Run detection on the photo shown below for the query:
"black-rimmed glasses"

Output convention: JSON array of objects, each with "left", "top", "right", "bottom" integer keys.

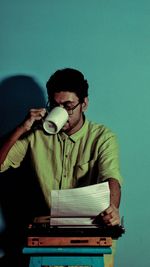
[{"left": 46, "top": 101, "right": 80, "bottom": 115}]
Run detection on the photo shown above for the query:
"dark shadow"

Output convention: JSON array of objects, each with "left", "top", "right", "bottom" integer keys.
[
  {"left": 0, "top": 75, "right": 49, "bottom": 267},
  {"left": 0, "top": 75, "right": 46, "bottom": 137}
]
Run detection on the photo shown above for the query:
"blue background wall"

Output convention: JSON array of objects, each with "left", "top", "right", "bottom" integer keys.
[{"left": 0, "top": 1, "right": 150, "bottom": 266}]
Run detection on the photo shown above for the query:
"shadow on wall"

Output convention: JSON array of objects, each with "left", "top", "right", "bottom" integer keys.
[
  {"left": 0, "top": 75, "right": 46, "bottom": 137},
  {"left": 0, "top": 75, "right": 47, "bottom": 267}
]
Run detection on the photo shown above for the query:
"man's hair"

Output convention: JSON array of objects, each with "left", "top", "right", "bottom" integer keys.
[{"left": 46, "top": 68, "right": 89, "bottom": 102}]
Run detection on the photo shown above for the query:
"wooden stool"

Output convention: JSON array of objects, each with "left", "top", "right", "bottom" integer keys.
[{"left": 22, "top": 246, "right": 112, "bottom": 267}]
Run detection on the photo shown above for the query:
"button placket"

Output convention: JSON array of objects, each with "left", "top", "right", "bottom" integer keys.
[{"left": 61, "top": 137, "right": 69, "bottom": 184}]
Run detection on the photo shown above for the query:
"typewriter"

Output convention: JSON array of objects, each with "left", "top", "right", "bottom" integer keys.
[{"left": 26, "top": 216, "right": 125, "bottom": 247}]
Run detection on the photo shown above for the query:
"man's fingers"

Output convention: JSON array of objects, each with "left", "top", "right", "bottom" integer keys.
[
  {"left": 21, "top": 108, "right": 46, "bottom": 132},
  {"left": 100, "top": 204, "right": 120, "bottom": 226},
  {"left": 29, "top": 108, "right": 46, "bottom": 118},
  {"left": 107, "top": 217, "right": 120, "bottom": 226},
  {"left": 102, "top": 206, "right": 113, "bottom": 215}
]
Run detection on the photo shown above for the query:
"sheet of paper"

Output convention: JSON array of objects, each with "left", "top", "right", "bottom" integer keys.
[{"left": 51, "top": 182, "right": 110, "bottom": 226}]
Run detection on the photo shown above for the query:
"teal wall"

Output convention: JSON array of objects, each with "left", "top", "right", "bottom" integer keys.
[{"left": 0, "top": 1, "right": 150, "bottom": 266}]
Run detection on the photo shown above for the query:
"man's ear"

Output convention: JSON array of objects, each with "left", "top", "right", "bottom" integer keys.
[{"left": 82, "top": 97, "right": 88, "bottom": 112}]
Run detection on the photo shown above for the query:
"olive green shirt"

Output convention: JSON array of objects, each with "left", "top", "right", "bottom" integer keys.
[{"left": 0, "top": 119, "right": 123, "bottom": 207}]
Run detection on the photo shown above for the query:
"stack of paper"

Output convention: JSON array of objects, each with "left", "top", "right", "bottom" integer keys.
[{"left": 51, "top": 182, "right": 110, "bottom": 226}]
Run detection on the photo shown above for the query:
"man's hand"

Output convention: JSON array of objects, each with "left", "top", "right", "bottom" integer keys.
[
  {"left": 92, "top": 179, "right": 121, "bottom": 227},
  {"left": 100, "top": 203, "right": 120, "bottom": 226},
  {"left": 19, "top": 108, "right": 46, "bottom": 133},
  {"left": 99, "top": 178, "right": 121, "bottom": 226}
]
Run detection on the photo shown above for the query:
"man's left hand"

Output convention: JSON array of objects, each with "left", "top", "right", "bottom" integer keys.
[{"left": 100, "top": 204, "right": 120, "bottom": 226}]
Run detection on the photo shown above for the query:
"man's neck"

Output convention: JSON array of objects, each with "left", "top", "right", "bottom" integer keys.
[{"left": 64, "top": 114, "right": 85, "bottom": 136}]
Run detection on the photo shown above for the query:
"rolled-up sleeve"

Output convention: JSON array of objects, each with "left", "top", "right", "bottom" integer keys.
[
  {"left": 0, "top": 138, "right": 29, "bottom": 172},
  {"left": 98, "top": 133, "right": 123, "bottom": 185}
]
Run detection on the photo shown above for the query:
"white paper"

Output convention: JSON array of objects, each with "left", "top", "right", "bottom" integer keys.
[{"left": 51, "top": 182, "right": 110, "bottom": 226}]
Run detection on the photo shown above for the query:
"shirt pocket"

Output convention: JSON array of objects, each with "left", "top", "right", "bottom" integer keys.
[{"left": 74, "top": 159, "right": 98, "bottom": 187}]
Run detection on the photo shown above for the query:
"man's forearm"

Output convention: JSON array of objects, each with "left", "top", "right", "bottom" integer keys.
[
  {"left": 108, "top": 177, "right": 121, "bottom": 208},
  {"left": 0, "top": 108, "right": 46, "bottom": 167},
  {"left": 0, "top": 126, "right": 24, "bottom": 165}
]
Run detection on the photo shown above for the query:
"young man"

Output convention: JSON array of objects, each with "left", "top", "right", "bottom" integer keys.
[{"left": 0, "top": 68, "right": 123, "bottom": 267}]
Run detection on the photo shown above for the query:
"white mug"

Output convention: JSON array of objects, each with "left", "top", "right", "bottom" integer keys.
[{"left": 43, "top": 107, "right": 69, "bottom": 134}]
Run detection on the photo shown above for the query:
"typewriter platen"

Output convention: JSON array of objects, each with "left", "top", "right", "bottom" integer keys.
[{"left": 26, "top": 216, "right": 125, "bottom": 247}]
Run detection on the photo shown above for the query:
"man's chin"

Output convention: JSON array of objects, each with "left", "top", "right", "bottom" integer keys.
[{"left": 61, "top": 123, "right": 70, "bottom": 132}]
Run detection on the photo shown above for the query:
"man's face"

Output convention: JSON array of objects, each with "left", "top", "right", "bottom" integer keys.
[{"left": 51, "top": 91, "right": 88, "bottom": 135}]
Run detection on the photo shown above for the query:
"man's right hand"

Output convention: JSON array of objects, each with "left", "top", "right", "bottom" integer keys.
[{"left": 19, "top": 108, "right": 46, "bottom": 133}]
